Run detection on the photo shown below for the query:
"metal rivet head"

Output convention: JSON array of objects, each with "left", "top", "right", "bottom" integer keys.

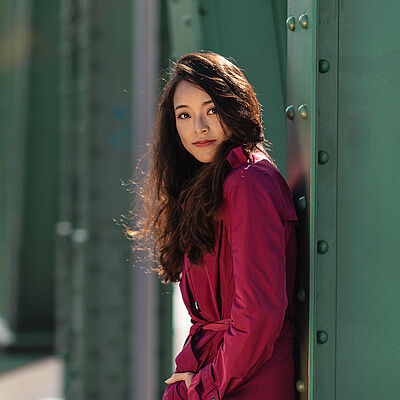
[
  {"left": 298, "top": 104, "right": 308, "bottom": 119},
  {"left": 299, "top": 13, "right": 308, "bottom": 29},
  {"left": 285, "top": 105, "right": 295, "bottom": 120},
  {"left": 297, "top": 288, "right": 306, "bottom": 303},
  {"left": 198, "top": 6, "right": 207, "bottom": 16},
  {"left": 319, "top": 59, "right": 330, "bottom": 73},
  {"left": 297, "top": 196, "right": 307, "bottom": 211},
  {"left": 286, "top": 16, "right": 295, "bottom": 31},
  {"left": 182, "top": 14, "right": 193, "bottom": 26},
  {"left": 317, "top": 240, "right": 329, "bottom": 254},
  {"left": 318, "top": 150, "right": 329, "bottom": 164},
  {"left": 317, "top": 330, "right": 328, "bottom": 344},
  {"left": 296, "top": 379, "right": 306, "bottom": 393},
  {"left": 72, "top": 228, "right": 89, "bottom": 243},
  {"left": 56, "top": 220, "right": 72, "bottom": 237}
]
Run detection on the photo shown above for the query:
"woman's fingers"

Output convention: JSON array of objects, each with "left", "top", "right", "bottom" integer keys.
[
  {"left": 165, "top": 373, "right": 184, "bottom": 384},
  {"left": 165, "top": 372, "right": 195, "bottom": 389}
]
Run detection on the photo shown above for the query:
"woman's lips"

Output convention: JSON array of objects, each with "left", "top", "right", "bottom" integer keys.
[{"left": 193, "top": 140, "right": 216, "bottom": 147}]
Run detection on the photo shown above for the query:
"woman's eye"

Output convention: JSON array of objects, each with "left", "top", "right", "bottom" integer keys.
[
  {"left": 177, "top": 112, "right": 189, "bottom": 119},
  {"left": 177, "top": 107, "right": 216, "bottom": 120}
]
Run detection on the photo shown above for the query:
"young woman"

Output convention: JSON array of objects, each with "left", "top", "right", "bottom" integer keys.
[{"left": 132, "top": 51, "right": 298, "bottom": 399}]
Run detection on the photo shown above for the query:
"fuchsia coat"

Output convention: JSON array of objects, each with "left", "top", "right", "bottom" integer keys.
[{"left": 163, "top": 146, "right": 298, "bottom": 400}]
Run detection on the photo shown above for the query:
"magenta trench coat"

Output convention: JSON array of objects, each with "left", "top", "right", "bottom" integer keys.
[{"left": 163, "top": 146, "right": 298, "bottom": 400}]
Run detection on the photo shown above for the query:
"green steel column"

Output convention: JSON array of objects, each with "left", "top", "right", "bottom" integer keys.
[
  {"left": 314, "top": 0, "right": 338, "bottom": 399},
  {"left": 286, "top": 0, "right": 317, "bottom": 399},
  {"left": 1, "top": 0, "right": 60, "bottom": 351},
  {"left": 167, "top": 0, "right": 199, "bottom": 58},
  {"left": 57, "top": 0, "right": 91, "bottom": 398},
  {"left": 15, "top": 0, "right": 61, "bottom": 350},
  {"left": 0, "top": 0, "right": 32, "bottom": 348},
  {"left": 334, "top": 0, "right": 400, "bottom": 398},
  {"left": 55, "top": 0, "right": 74, "bottom": 386},
  {"left": 57, "top": 0, "right": 133, "bottom": 399},
  {"left": 83, "top": 1, "right": 132, "bottom": 399},
  {"left": 289, "top": 0, "right": 400, "bottom": 399}
]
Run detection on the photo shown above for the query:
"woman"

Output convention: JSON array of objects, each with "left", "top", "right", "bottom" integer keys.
[{"left": 132, "top": 51, "right": 298, "bottom": 399}]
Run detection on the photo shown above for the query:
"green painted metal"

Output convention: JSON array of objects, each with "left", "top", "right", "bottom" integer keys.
[
  {"left": 286, "top": 0, "right": 317, "bottom": 399},
  {"left": 334, "top": 0, "right": 400, "bottom": 398},
  {"left": 0, "top": 0, "right": 60, "bottom": 352},
  {"left": 16, "top": 0, "right": 61, "bottom": 348},
  {"left": 313, "top": 1, "right": 337, "bottom": 398},
  {"left": 0, "top": 0, "right": 32, "bottom": 348},
  {"left": 57, "top": 1, "right": 90, "bottom": 397},
  {"left": 167, "top": 0, "right": 199, "bottom": 59},
  {"left": 289, "top": 0, "right": 400, "bottom": 398},
  {"left": 167, "top": 0, "right": 288, "bottom": 176},
  {"left": 57, "top": 0, "right": 134, "bottom": 398}
]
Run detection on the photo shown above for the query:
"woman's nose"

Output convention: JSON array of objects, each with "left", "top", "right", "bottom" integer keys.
[{"left": 193, "top": 115, "right": 209, "bottom": 134}]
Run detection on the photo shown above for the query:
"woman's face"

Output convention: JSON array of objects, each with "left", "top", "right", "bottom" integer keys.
[{"left": 173, "top": 80, "right": 230, "bottom": 163}]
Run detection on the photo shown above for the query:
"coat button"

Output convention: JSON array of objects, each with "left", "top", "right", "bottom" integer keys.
[
  {"left": 194, "top": 301, "right": 199, "bottom": 310},
  {"left": 211, "top": 397, "right": 215, "bottom": 400}
]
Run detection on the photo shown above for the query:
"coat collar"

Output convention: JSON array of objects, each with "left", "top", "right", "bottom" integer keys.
[{"left": 226, "top": 146, "right": 268, "bottom": 169}]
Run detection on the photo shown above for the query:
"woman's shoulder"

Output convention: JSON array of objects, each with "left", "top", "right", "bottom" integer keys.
[
  {"left": 224, "top": 158, "right": 282, "bottom": 206},
  {"left": 223, "top": 155, "right": 297, "bottom": 222},
  {"left": 224, "top": 158, "right": 278, "bottom": 192}
]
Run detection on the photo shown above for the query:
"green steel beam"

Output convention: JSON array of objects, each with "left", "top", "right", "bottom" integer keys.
[
  {"left": 0, "top": 0, "right": 32, "bottom": 347},
  {"left": 57, "top": 0, "right": 90, "bottom": 397},
  {"left": 57, "top": 0, "right": 133, "bottom": 399},
  {"left": 289, "top": 0, "right": 400, "bottom": 399},
  {"left": 167, "top": 0, "right": 199, "bottom": 59},
  {"left": 0, "top": 0, "right": 60, "bottom": 352},
  {"left": 314, "top": 0, "right": 338, "bottom": 398},
  {"left": 15, "top": 0, "right": 62, "bottom": 349},
  {"left": 286, "top": 0, "right": 317, "bottom": 399},
  {"left": 334, "top": 0, "right": 400, "bottom": 398}
]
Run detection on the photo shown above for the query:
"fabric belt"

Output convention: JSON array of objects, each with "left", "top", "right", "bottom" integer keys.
[
  {"left": 190, "top": 307, "right": 293, "bottom": 337},
  {"left": 189, "top": 318, "right": 232, "bottom": 336}
]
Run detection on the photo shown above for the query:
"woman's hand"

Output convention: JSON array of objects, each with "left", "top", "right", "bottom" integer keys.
[{"left": 165, "top": 372, "right": 195, "bottom": 390}]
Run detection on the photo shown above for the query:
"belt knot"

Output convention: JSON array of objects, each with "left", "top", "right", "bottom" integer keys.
[{"left": 189, "top": 317, "right": 231, "bottom": 336}]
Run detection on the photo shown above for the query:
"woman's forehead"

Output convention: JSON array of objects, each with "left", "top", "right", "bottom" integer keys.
[{"left": 173, "top": 81, "right": 211, "bottom": 106}]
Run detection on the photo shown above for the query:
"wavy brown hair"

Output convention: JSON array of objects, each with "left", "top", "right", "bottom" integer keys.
[{"left": 128, "top": 51, "right": 277, "bottom": 283}]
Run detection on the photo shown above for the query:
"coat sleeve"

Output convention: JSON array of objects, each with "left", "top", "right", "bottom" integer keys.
[
  {"left": 163, "top": 380, "right": 188, "bottom": 400},
  {"left": 187, "top": 167, "right": 288, "bottom": 400}
]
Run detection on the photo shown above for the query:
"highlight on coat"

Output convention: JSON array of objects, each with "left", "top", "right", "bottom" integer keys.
[{"left": 123, "top": 51, "right": 277, "bottom": 283}]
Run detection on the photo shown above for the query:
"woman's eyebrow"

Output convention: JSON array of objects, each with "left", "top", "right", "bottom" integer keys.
[{"left": 175, "top": 100, "right": 213, "bottom": 111}]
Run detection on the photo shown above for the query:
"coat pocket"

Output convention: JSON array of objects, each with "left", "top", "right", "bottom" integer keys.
[{"left": 174, "top": 333, "right": 199, "bottom": 373}]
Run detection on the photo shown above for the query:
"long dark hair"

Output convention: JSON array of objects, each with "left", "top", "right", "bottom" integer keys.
[{"left": 127, "top": 51, "right": 276, "bottom": 283}]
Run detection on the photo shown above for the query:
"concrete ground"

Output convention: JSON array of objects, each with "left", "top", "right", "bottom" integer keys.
[{"left": 0, "top": 356, "right": 63, "bottom": 400}]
